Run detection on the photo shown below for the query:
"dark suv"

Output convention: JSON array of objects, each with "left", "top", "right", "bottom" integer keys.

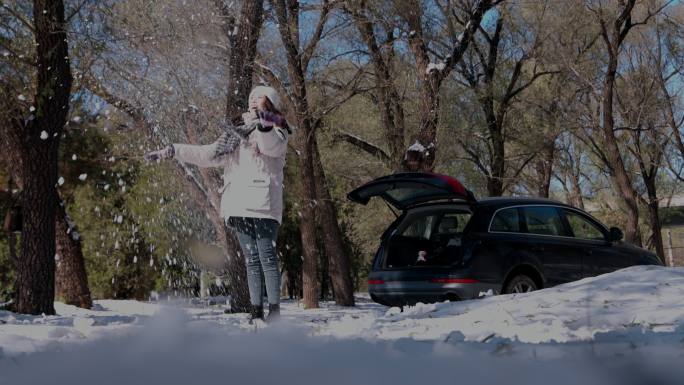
[{"left": 348, "top": 172, "right": 663, "bottom": 306}]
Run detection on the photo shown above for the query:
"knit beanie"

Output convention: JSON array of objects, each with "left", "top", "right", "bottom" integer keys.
[{"left": 249, "top": 86, "right": 281, "bottom": 112}]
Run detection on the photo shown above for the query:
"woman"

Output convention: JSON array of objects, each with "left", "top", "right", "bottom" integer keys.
[{"left": 145, "top": 86, "right": 289, "bottom": 322}]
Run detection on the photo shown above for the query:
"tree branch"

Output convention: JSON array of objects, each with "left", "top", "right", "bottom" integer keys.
[
  {"left": 301, "top": 0, "right": 333, "bottom": 70},
  {"left": 334, "top": 130, "right": 390, "bottom": 162},
  {"left": 1, "top": 4, "right": 34, "bottom": 32}
]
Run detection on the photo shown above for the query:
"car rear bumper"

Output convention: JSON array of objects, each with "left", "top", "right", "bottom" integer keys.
[{"left": 368, "top": 281, "right": 500, "bottom": 306}]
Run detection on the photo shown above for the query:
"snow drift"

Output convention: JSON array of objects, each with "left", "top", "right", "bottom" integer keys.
[{"left": 1, "top": 266, "right": 684, "bottom": 385}]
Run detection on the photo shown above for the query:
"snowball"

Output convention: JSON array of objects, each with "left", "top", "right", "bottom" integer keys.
[
  {"left": 72, "top": 154, "right": 77, "bottom": 161},
  {"left": 426, "top": 62, "right": 446, "bottom": 74},
  {"left": 40, "top": 131, "right": 49, "bottom": 140},
  {"left": 18, "top": 94, "right": 27, "bottom": 101},
  {"left": 408, "top": 141, "right": 426, "bottom": 153},
  {"left": 29, "top": 106, "right": 35, "bottom": 112},
  {"left": 58, "top": 177, "right": 65, "bottom": 186},
  {"left": 78, "top": 174, "right": 88, "bottom": 181}
]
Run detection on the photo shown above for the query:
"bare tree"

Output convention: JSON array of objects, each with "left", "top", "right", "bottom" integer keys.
[
  {"left": 455, "top": 5, "right": 555, "bottom": 196},
  {"left": 341, "top": 0, "right": 406, "bottom": 169},
  {"left": 554, "top": 132, "right": 587, "bottom": 209},
  {"left": 258, "top": 0, "right": 359, "bottom": 308},
  {"left": 396, "top": 0, "right": 496, "bottom": 171},
  {"left": 651, "top": 16, "right": 684, "bottom": 182},
  {"left": 561, "top": 0, "right": 668, "bottom": 245}
]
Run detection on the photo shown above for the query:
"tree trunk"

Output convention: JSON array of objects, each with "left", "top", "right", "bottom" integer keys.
[
  {"left": 2, "top": 109, "right": 92, "bottom": 310},
  {"left": 534, "top": 141, "right": 555, "bottom": 198},
  {"left": 55, "top": 200, "right": 92, "bottom": 309},
  {"left": 215, "top": 0, "right": 265, "bottom": 311},
  {"left": 644, "top": 180, "right": 665, "bottom": 264},
  {"left": 312, "top": 141, "right": 355, "bottom": 306},
  {"left": 483, "top": 98, "right": 505, "bottom": 197},
  {"left": 400, "top": 0, "right": 493, "bottom": 172},
  {"left": 601, "top": 51, "right": 641, "bottom": 246},
  {"left": 15, "top": 145, "right": 59, "bottom": 315},
  {"left": 222, "top": 0, "right": 264, "bottom": 121},
  {"left": 404, "top": 87, "right": 439, "bottom": 172},
  {"left": 569, "top": 172, "right": 584, "bottom": 210},
  {"left": 15, "top": 0, "right": 73, "bottom": 315},
  {"left": 296, "top": 119, "right": 320, "bottom": 309},
  {"left": 487, "top": 117, "right": 506, "bottom": 197}
]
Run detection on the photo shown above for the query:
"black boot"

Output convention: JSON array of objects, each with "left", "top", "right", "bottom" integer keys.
[
  {"left": 266, "top": 304, "right": 280, "bottom": 323},
  {"left": 249, "top": 304, "right": 264, "bottom": 324}
]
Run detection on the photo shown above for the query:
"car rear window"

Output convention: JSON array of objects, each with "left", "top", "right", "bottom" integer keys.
[
  {"left": 490, "top": 208, "right": 520, "bottom": 232},
  {"left": 384, "top": 186, "right": 450, "bottom": 204}
]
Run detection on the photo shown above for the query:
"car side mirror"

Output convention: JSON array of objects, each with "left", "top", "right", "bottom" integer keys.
[{"left": 609, "top": 227, "right": 623, "bottom": 242}]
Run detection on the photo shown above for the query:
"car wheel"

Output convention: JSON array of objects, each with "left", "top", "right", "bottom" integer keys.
[{"left": 504, "top": 275, "right": 538, "bottom": 294}]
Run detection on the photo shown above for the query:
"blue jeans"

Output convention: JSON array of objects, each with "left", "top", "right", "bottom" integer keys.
[{"left": 228, "top": 217, "right": 281, "bottom": 306}]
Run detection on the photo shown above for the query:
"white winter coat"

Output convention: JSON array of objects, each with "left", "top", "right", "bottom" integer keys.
[{"left": 173, "top": 125, "right": 288, "bottom": 224}]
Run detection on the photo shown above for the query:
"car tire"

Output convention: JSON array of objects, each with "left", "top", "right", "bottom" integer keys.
[{"left": 504, "top": 275, "right": 538, "bottom": 294}]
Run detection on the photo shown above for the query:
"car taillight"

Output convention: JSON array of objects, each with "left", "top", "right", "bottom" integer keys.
[
  {"left": 429, "top": 278, "right": 479, "bottom": 284},
  {"left": 368, "top": 279, "right": 385, "bottom": 285}
]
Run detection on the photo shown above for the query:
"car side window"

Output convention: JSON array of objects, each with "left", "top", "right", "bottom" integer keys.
[
  {"left": 564, "top": 210, "right": 605, "bottom": 241},
  {"left": 401, "top": 214, "right": 437, "bottom": 240},
  {"left": 490, "top": 208, "right": 520, "bottom": 233},
  {"left": 522, "top": 206, "right": 568, "bottom": 236}
]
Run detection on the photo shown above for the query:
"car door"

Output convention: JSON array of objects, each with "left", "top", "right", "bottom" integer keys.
[
  {"left": 520, "top": 206, "right": 582, "bottom": 286},
  {"left": 560, "top": 209, "right": 620, "bottom": 277},
  {"left": 484, "top": 206, "right": 534, "bottom": 283}
]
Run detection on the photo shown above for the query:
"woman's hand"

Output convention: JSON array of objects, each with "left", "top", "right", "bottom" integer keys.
[{"left": 144, "top": 145, "right": 175, "bottom": 162}]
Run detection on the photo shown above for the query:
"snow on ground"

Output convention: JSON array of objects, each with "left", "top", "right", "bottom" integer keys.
[{"left": 1, "top": 266, "right": 684, "bottom": 385}]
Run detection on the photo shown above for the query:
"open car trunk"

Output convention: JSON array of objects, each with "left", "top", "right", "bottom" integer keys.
[
  {"left": 381, "top": 207, "right": 473, "bottom": 269},
  {"left": 350, "top": 173, "right": 480, "bottom": 305},
  {"left": 348, "top": 172, "right": 476, "bottom": 210}
]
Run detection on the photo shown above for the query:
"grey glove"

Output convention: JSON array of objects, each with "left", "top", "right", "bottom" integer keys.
[{"left": 144, "top": 145, "right": 175, "bottom": 162}]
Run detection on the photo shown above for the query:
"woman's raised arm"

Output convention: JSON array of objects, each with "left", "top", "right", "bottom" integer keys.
[
  {"left": 144, "top": 137, "right": 229, "bottom": 168},
  {"left": 172, "top": 141, "right": 228, "bottom": 168}
]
